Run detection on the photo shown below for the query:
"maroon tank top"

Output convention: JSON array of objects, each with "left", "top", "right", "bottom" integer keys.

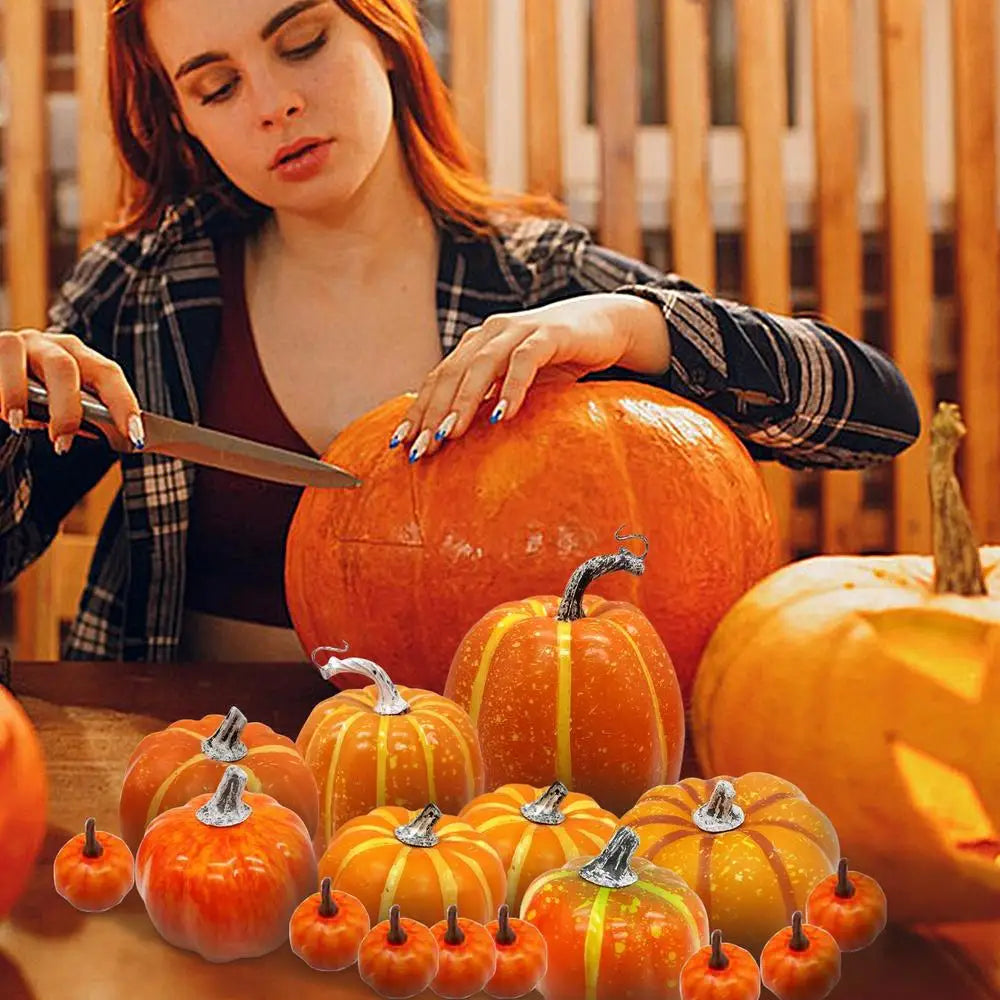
[{"left": 184, "top": 234, "right": 316, "bottom": 626}]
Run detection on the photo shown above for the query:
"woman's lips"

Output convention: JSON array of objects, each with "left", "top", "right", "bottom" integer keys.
[{"left": 272, "top": 139, "right": 333, "bottom": 182}]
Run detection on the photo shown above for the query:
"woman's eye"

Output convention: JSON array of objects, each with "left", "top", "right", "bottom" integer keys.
[
  {"left": 201, "top": 78, "right": 239, "bottom": 105},
  {"left": 283, "top": 30, "right": 327, "bottom": 60}
]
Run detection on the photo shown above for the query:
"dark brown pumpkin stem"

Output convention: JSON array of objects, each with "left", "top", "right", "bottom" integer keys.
[
  {"left": 930, "top": 402, "right": 987, "bottom": 596},
  {"left": 82, "top": 817, "right": 103, "bottom": 859},
  {"left": 555, "top": 527, "right": 649, "bottom": 622},
  {"left": 708, "top": 929, "right": 730, "bottom": 970},
  {"left": 789, "top": 911, "right": 810, "bottom": 952},
  {"left": 495, "top": 904, "right": 517, "bottom": 946},
  {"left": 520, "top": 781, "right": 569, "bottom": 826},
  {"left": 444, "top": 905, "right": 466, "bottom": 945},
  {"left": 394, "top": 803, "right": 443, "bottom": 848},
  {"left": 201, "top": 706, "right": 249, "bottom": 762},
  {"left": 319, "top": 877, "right": 339, "bottom": 918},
  {"left": 579, "top": 827, "right": 640, "bottom": 888},
  {"left": 387, "top": 904, "right": 407, "bottom": 945},
  {"left": 835, "top": 858, "right": 855, "bottom": 899}
]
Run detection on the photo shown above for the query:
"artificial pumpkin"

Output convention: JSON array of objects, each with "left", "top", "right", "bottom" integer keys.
[
  {"left": 297, "top": 645, "right": 484, "bottom": 850},
  {"left": 359, "top": 904, "right": 439, "bottom": 1000},
  {"left": 0, "top": 678, "right": 47, "bottom": 919},
  {"left": 135, "top": 765, "right": 318, "bottom": 962},
  {"left": 285, "top": 381, "right": 779, "bottom": 701},
  {"left": 621, "top": 773, "right": 839, "bottom": 956},
  {"left": 119, "top": 705, "right": 319, "bottom": 852},
  {"left": 53, "top": 817, "right": 134, "bottom": 912},
  {"left": 759, "top": 912, "right": 841, "bottom": 1000},
  {"left": 679, "top": 929, "right": 761, "bottom": 1000},
  {"left": 319, "top": 802, "right": 507, "bottom": 926},
  {"left": 520, "top": 826, "right": 710, "bottom": 1000},
  {"left": 429, "top": 904, "right": 498, "bottom": 999},
  {"left": 445, "top": 532, "right": 686, "bottom": 814},
  {"left": 691, "top": 401, "right": 1000, "bottom": 924},
  {"left": 458, "top": 781, "right": 618, "bottom": 913},
  {"left": 805, "top": 858, "right": 887, "bottom": 952},
  {"left": 289, "top": 876, "right": 371, "bottom": 971},
  {"left": 484, "top": 904, "right": 548, "bottom": 999}
]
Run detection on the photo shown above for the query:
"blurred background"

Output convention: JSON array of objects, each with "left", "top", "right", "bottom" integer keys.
[{"left": 0, "top": 0, "right": 997, "bottom": 658}]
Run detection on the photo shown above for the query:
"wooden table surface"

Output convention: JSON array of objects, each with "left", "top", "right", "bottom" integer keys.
[{"left": 2, "top": 659, "right": 999, "bottom": 1000}]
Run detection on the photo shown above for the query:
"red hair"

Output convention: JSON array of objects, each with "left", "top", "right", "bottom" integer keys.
[{"left": 106, "top": 0, "right": 565, "bottom": 235}]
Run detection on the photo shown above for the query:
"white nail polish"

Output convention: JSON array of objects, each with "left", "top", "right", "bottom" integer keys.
[
  {"left": 7, "top": 408, "right": 24, "bottom": 433},
  {"left": 390, "top": 419, "right": 412, "bottom": 448},
  {"left": 490, "top": 399, "right": 508, "bottom": 424},
  {"left": 128, "top": 414, "right": 146, "bottom": 449},
  {"left": 409, "top": 428, "right": 431, "bottom": 462},
  {"left": 435, "top": 412, "right": 458, "bottom": 441},
  {"left": 54, "top": 433, "right": 73, "bottom": 456}
]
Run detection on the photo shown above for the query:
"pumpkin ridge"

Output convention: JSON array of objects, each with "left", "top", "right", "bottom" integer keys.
[
  {"left": 744, "top": 829, "right": 798, "bottom": 916},
  {"left": 427, "top": 846, "right": 461, "bottom": 913},
  {"left": 506, "top": 827, "right": 536, "bottom": 909},
  {"left": 324, "top": 711, "right": 365, "bottom": 843},
  {"left": 638, "top": 881, "right": 705, "bottom": 944},
  {"left": 404, "top": 714, "right": 438, "bottom": 805},
  {"left": 145, "top": 751, "right": 216, "bottom": 825},
  {"left": 378, "top": 845, "right": 411, "bottom": 920},
  {"left": 417, "top": 708, "right": 477, "bottom": 801},
  {"left": 696, "top": 833, "right": 715, "bottom": 914},
  {"left": 469, "top": 612, "right": 535, "bottom": 725},
  {"left": 746, "top": 791, "right": 800, "bottom": 815},
  {"left": 556, "top": 621, "right": 574, "bottom": 786},
  {"left": 749, "top": 817, "right": 838, "bottom": 856},
  {"left": 629, "top": 809, "right": 692, "bottom": 826},
  {"left": 645, "top": 828, "right": 696, "bottom": 859},
  {"left": 677, "top": 781, "right": 704, "bottom": 809},
  {"left": 479, "top": 815, "right": 525, "bottom": 833},
  {"left": 167, "top": 726, "right": 214, "bottom": 742},
  {"left": 375, "top": 716, "right": 391, "bottom": 805},
  {"left": 584, "top": 887, "right": 611, "bottom": 1000}
]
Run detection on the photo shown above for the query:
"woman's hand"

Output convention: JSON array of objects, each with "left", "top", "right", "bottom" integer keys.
[
  {"left": 389, "top": 293, "right": 670, "bottom": 461},
  {"left": 0, "top": 329, "right": 145, "bottom": 454}
]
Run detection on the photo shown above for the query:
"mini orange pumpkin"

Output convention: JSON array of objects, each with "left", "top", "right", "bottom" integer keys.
[
  {"left": 459, "top": 781, "right": 617, "bottom": 913},
  {"left": 520, "top": 826, "right": 710, "bottom": 1000},
  {"left": 445, "top": 531, "right": 686, "bottom": 814},
  {"left": 430, "top": 904, "right": 498, "bottom": 999},
  {"left": 289, "top": 876, "right": 371, "bottom": 971},
  {"left": 622, "top": 773, "right": 839, "bottom": 956},
  {"left": 680, "top": 929, "right": 761, "bottom": 1000},
  {"left": 759, "top": 911, "right": 841, "bottom": 1000},
  {"left": 359, "top": 904, "right": 439, "bottom": 1000},
  {"left": 53, "top": 817, "right": 134, "bottom": 912},
  {"left": 483, "top": 904, "right": 548, "bottom": 1000},
  {"left": 119, "top": 705, "right": 319, "bottom": 852},
  {"left": 135, "top": 765, "right": 318, "bottom": 962},
  {"left": 805, "top": 858, "right": 887, "bottom": 952},
  {"left": 297, "top": 645, "right": 485, "bottom": 850}
]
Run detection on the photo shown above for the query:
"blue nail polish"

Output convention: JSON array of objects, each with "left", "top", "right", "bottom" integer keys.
[
  {"left": 408, "top": 450, "right": 420, "bottom": 463},
  {"left": 490, "top": 400, "right": 508, "bottom": 424},
  {"left": 389, "top": 436, "right": 400, "bottom": 449}
]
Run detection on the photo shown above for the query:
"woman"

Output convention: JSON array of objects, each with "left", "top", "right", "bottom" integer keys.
[{"left": 0, "top": 0, "right": 919, "bottom": 662}]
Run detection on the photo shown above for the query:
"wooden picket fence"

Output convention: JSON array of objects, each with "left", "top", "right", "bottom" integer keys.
[{"left": 2, "top": 1, "right": 999, "bottom": 658}]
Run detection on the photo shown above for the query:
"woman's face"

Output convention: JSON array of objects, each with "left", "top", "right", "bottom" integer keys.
[{"left": 144, "top": 0, "right": 397, "bottom": 212}]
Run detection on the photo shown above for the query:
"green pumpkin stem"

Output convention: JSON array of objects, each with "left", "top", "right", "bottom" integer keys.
[
  {"left": 520, "top": 781, "right": 569, "bottom": 826},
  {"left": 930, "top": 403, "right": 987, "bottom": 596},
  {"left": 556, "top": 527, "right": 649, "bottom": 622},
  {"left": 789, "top": 911, "right": 810, "bottom": 952},
  {"left": 444, "top": 905, "right": 466, "bottom": 946},
  {"left": 201, "top": 706, "right": 249, "bottom": 762},
  {"left": 708, "top": 929, "right": 730, "bottom": 970},
  {"left": 82, "top": 817, "right": 104, "bottom": 859},
  {"left": 195, "top": 765, "right": 252, "bottom": 827},
  {"left": 579, "top": 827, "right": 640, "bottom": 888},
  {"left": 495, "top": 904, "right": 517, "bottom": 946},
  {"left": 311, "top": 642, "right": 411, "bottom": 716},
  {"left": 394, "top": 803, "right": 443, "bottom": 848},
  {"left": 319, "top": 877, "right": 339, "bottom": 918},
  {"left": 835, "top": 858, "right": 855, "bottom": 899},
  {"left": 387, "top": 904, "right": 407, "bottom": 946}
]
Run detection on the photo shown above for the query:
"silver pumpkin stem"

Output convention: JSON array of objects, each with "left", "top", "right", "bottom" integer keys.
[
  {"left": 311, "top": 643, "right": 410, "bottom": 716},
  {"left": 201, "top": 706, "right": 249, "bottom": 762},
  {"left": 394, "top": 803, "right": 443, "bottom": 848},
  {"left": 692, "top": 779, "right": 745, "bottom": 833},
  {"left": 196, "top": 765, "right": 252, "bottom": 827},
  {"left": 556, "top": 527, "right": 649, "bottom": 622},
  {"left": 520, "top": 781, "right": 569, "bottom": 826},
  {"left": 579, "top": 827, "right": 640, "bottom": 888}
]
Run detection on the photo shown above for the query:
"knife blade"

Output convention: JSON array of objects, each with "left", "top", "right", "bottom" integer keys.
[{"left": 25, "top": 378, "right": 362, "bottom": 490}]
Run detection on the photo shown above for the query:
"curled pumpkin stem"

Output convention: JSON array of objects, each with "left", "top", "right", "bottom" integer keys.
[{"left": 556, "top": 526, "right": 649, "bottom": 622}]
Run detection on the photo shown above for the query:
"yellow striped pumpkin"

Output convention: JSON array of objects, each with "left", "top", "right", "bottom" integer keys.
[
  {"left": 520, "top": 826, "right": 710, "bottom": 1000},
  {"left": 458, "top": 781, "right": 618, "bottom": 913},
  {"left": 620, "top": 773, "right": 840, "bottom": 956},
  {"left": 318, "top": 803, "right": 507, "bottom": 925},
  {"left": 297, "top": 645, "right": 485, "bottom": 851},
  {"left": 118, "top": 706, "right": 318, "bottom": 853},
  {"left": 444, "top": 533, "right": 685, "bottom": 815}
]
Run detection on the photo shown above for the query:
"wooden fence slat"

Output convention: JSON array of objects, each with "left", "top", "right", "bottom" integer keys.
[
  {"left": 666, "top": 0, "right": 715, "bottom": 291},
  {"left": 593, "top": 0, "right": 641, "bottom": 258},
  {"left": 812, "top": 0, "right": 865, "bottom": 555},
  {"left": 735, "top": 0, "right": 794, "bottom": 562},
  {"left": 879, "top": 0, "right": 934, "bottom": 554},
  {"left": 952, "top": 0, "right": 1000, "bottom": 544},
  {"left": 524, "top": 0, "right": 563, "bottom": 200},
  {"left": 448, "top": 0, "right": 490, "bottom": 176}
]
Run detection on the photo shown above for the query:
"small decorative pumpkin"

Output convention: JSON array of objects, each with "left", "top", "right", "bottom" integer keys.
[
  {"left": 520, "top": 826, "right": 710, "bottom": 1000},
  {"left": 297, "top": 644, "right": 485, "bottom": 849},
  {"left": 805, "top": 858, "right": 887, "bottom": 952},
  {"left": 680, "top": 929, "right": 761, "bottom": 1000},
  {"left": 759, "top": 911, "right": 841, "bottom": 1000},
  {"left": 621, "top": 773, "right": 839, "bottom": 956},
  {"left": 691, "top": 402, "right": 1000, "bottom": 923},
  {"left": 483, "top": 904, "right": 548, "bottom": 1000},
  {"left": 53, "top": 817, "right": 134, "bottom": 912},
  {"left": 459, "top": 781, "right": 618, "bottom": 913},
  {"left": 289, "top": 876, "right": 371, "bottom": 971},
  {"left": 135, "top": 765, "right": 318, "bottom": 962},
  {"left": 445, "top": 531, "right": 686, "bottom": 814},
  {"left": 429, "top": 904, "right": 498, "bottom": 999},
  {"left": 0, "top": 676, "right": 47, "bottom": 919},
  {"left": 119, "top": 705, "right": 319, "bottom": 852},
  {"left": 358, "top": 903, "right": 439, "bottom": 1000}
]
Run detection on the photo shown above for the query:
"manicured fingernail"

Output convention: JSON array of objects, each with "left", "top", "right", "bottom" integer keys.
[
  {"left": 408, "top": 429, "right": 431, "bottom": 463},
  {"left": 435, "top": 412, "right": 458, "bottom": 441},
  {"left": 128, "top": 414, "right": 145, "bottom": 450},
  {"left": 389, "top": 420, "right": 412, "bottom": 448},
  {"left": 490, "top": 400, "right": 508, "bottom": 424},
  {"left": 54, "top": 433, "right": 73, "bottom": 456},
  {"left": 7, "top": 408, "right": 24, "bottom": 433}
]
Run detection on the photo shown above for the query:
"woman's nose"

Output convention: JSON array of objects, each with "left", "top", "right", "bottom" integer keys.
[{"left": 253, "top": 73, "right": 305, "bottom": 128}]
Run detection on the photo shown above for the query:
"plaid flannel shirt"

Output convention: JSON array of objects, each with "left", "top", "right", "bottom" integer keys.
[{"left": 0, "top": 186, "right": 919, "bottom": 661}]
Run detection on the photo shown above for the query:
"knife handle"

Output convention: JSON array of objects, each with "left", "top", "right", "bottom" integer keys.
[{"left": 25, "top": 378, "right": 133, "bottom": 452}]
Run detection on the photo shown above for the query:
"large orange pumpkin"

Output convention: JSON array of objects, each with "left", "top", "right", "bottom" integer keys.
[
  {"left": 445, "top": 531, "right": 685, "bottom": 813},
  {"left": 690, "top": 402, "right": 1000, "bottom": 924},
  {"left": 0, "top": 675, "right": 47, "bottom": 919},
  {"left": 119, "top": 705, "right": 319, "bottom": 853},
  {"left": 285, "top": 381, "right": 779, "bottom": 700},
  {"left": 297, "top": 645, "right": 484, "bottom": 850}
]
